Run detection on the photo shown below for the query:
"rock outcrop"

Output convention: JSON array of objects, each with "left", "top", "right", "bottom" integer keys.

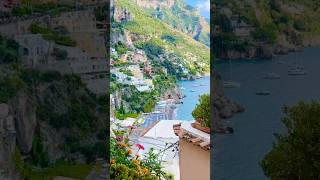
[
  {"left": 212, "top": 74, "right": 244, "bottom": 133},
  {"left": 111, "top": 29, "right": 133, "bottom": 47},
  {"left": 214, "top": 96, "right": 244, "bottom": 119},
  {"left": 11, "top": 93, "right": 37, "bottom": 154},
  {"left": 0, "top": 103, "right": 19, "bottom": 180},
  {"left": 113, "top": 7, "right": 133, "bottom": 23}
]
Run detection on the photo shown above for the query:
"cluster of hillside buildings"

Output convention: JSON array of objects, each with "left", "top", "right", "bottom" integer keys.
[
  {"left": 110, "top": 46, "right": 161, "bottom": 92},
  {"left": 213, "top": 4, "right": 256, "bottom": 39},
  {"left": 0, "top": 2, "right": 108, "bottom": 95}
]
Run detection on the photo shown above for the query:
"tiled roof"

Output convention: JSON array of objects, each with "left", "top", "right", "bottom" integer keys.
[{"left": 173, "top": 122, "right": 210, "bottom": 151}]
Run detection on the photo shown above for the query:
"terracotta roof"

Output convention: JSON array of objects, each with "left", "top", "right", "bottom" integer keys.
[{"left": 173, "top": 122, "right": 210, "bottom": 151}]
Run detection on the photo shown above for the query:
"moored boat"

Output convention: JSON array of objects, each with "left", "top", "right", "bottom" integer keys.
[{"left": 255, "top": 91, "right": 271, "bottom": 95}]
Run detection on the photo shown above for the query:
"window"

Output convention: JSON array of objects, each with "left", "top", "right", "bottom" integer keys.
[{"left": 23, "top": 48, "right": 29, "bottom": 55}]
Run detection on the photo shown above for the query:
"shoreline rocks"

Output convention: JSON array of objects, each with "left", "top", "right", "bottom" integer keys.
[{"left": 213, "top": 74, "right": 244, "bottom": 134}]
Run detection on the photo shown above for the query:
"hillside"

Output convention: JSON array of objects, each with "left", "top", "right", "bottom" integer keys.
[
  {"left": 213, "top": 0, "right": 320, "bottom": 60},
  {"left": 110, "top": 0, "right": 210, "bottom": 119},
  {"left": 137, "top": 0, "right": 210, "bottom": 46},
  {"left": 114, "top": 0, "right": 210, "bottom": 74}
]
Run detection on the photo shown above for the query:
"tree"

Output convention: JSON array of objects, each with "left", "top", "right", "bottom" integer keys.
[
  {"left": 192, "top": 94, "right": 210, "bottom": 128},
  {"left": 261, "top": 101, "right": 320, "bottom": 179}
]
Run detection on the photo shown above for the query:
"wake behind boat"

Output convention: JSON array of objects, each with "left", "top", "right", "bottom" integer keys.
[{"left": 224, "top": 81, "right": 241, "bottom": 88}]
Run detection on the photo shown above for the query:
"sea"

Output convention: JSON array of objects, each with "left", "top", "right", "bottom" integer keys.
[
  {"left": 213, "top": 47, "right": 320, "bottom": 179},
  {"left": 176, "top": 76, "right": 210, "bottom": 120}
]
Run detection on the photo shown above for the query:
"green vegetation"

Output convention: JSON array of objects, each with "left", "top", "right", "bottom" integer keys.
[
  {"left": 0, "top": 63, "right": 105, "bottom": 173},
  {"left": 262, "top": 101, "right": 320, "bottom": 179},
  {"left": 161, "top": 34, "right": 181, "bottom": 45},
  {"left": 153, "top": 73, "right": 176, "bottom": 94},
  {"left": 12, "top": 2, "right": 71, "bottom": 17},
  {"left": 110, "top": 138, "right": 173, "bottom": 179},
  {"left": 192, "top": 94, "right": 210, "bottom": 128},
  {"left": 143, "top": 99, "right": 156, "bottom": 113},
  {"left": 252, "top": 24, "right": 278, "bottom": 44},
  {"left": 114, "top": 42, "right": 128, "bottom": 55},
  {"left": 52, "top": 47, "right": 68, "bottom": 60},
  {"left": 116, "top": 0, "right": 209, "bottom": 74},
  {"left": 29, "top": 135, "right": 49, "bottom": 168},
  {"left": 0, "top": 37, "right": 20, "bottom": 64},
  {"left": 30, "top": 23, "right": 76, "bottom": 47},
  {"left": 136, "top": 41, "right": 165, "bottom": 60},
  {"left": 0, "top": 75, "right": 25, "bottom": 103},
  {"left": 119, "top": 68, "right": 133, "bottom": 76},
  {"left": 149, "top": 0, "right": 210, "bottom": 46},
  {"left": 218, "top": 0, "right": 320, "bottom": 46},
  {"left": 21, "top": 162, "right": 93, "bottom": 180},
  {"left": 14, "top": 144, "right": 93, "bottom": 180},
  {"left": 212, "top": 32, "right": 252, "bottom": 57}
]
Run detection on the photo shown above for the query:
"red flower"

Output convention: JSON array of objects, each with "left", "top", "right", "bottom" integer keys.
[{"left": 135, "top": 143, "right": 145, "bottom": 150}]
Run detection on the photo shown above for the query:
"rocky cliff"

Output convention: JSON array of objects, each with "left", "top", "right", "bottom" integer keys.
[
  {"left": 214, "top": 0, "right": 320, "bottom": 60},
  {"left": 134, "top": 0, "right": 210, "bottom": 46},
  {"left": 212, "top": 74, "right": 244, "bottom": 133},
  {"left": 0, "top": 72, "right": 106, "bottom": 179}
]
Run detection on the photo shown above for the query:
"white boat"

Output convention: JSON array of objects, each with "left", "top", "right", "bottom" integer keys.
[
  {"left": 289, "top": 66, "right": 304, "bottom": 70},
  {"left": 264, "top": 73, "right": 280, "bottom": 79},
  {"left": 180, "top": 87, "right": 186, "bottom": 90},
  {"left": 256, "top": 91, "right": 270, "bottom": 95},
  {"left": 190, "top": 90, "right": 196, "bottom": 92},
  {"left": 224, "top": 81, "right": 240, "bottom": 88},
  {"left": 288, "top": 69, "right": 307, "bottom": 76},
  {"left": 276, "top": 61, "right": 286, "bottom": 64}
]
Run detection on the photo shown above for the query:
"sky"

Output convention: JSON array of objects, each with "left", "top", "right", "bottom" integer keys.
[{"left": 184, "top": 0, "right": 210, "bottom": 19}]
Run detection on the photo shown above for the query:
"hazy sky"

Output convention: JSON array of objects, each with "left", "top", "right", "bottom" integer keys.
[{"left": 184, "top": 0, "right": 210, "bottom": 19}]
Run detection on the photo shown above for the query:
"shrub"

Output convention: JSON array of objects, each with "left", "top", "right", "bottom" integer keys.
[
  {"left": 261, "top": 101, "right": 320, "bottom": 179},
  {"left": 30, "top": 23, "right": 76, "bottom": 47},
  {"left": 110, "top": 138, "right": 171, "bottom": 179},
  {"left": 252, "top": 24, "right": 277, "bottom": 44},
  {"left": 52, "top": 48, "right": 68, "bottom": 60},
  {"left": 192, "top": 94, "right": 210, "bottom": 128},
  {"left": 114, "top": 42, "right": 128, "bottom": 55}
]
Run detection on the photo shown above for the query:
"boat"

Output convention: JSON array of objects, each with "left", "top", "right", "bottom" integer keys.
[
  {"left": 189, "top": 90, "right": 196, "bottom": 92},
  {"left": 276, "top": 61, "right": 286, "bottom": 64},
  {"left": 200, "top": 83, "right": 207, "bottom": 86},
  {"left": 192, "top": 85, "right": 199, "bottom": 87},
  {"left": 223, "top": 60, "right": 241, "bottom": 88},
  {"left": 289, "top": 62, "right": 304, "bottom": 70},
  {"left": 255, "top": 91, "right": 271, "bottom": 95},
  {"left": 289, "top": 66, "right": 304, "bottom": 71},
  {"left": 288, "top": 69, "right": 307, "bottom": 76},
  {"left": 264, "top": 73, "right": 280, "bottom": 79},
  {"left": 180, "top": 87, "right": 186, "bottom": 90},
  {"left": 224, "top": 81, "right": 241, "bottom": 88}
]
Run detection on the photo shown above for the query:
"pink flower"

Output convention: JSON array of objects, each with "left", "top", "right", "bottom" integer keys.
[{"left": 135, "top": 143, "right": 145, "bottom": 150}]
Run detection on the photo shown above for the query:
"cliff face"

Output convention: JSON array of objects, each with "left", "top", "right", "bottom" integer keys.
[
  {"left": 214, "top": 0, "right": 320, "bottom": 60},
  {"left": 0, "top": 74, "right": 106, "bottom": 179},
  {"left": 0, "top": 104, "right": 18, "bottom": 180},
  {"left": 134, "top": 0, "right": 210, "bottom": 46},
  {"left": 212, "top": 74, "right": 244, "bottom": 133},
  {"left": 11, "top": 93, "right": 37, "bottom": 155},
  {"left": 134, "top": 0, "right": 175, "bottom": 9}
]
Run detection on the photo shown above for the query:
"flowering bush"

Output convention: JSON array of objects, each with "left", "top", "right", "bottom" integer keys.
[{"left": 110, "top": 137, "right": 173, "bottom": 180}]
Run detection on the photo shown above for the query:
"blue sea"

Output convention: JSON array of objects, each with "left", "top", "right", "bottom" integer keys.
[
  {"left": 213, "top": 47, "right": 320, "bottom": 179},
  {"left": 176, "top": 76, "right": 210, "bottom": 120}
]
